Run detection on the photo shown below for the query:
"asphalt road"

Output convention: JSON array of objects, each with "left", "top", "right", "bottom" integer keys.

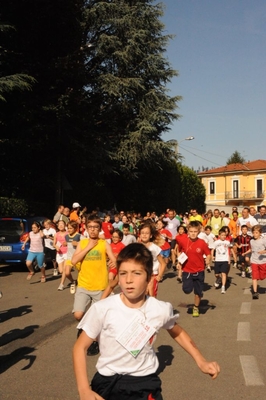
[{"left": 0, "top": 262, "right": 266, "bottom": 399}]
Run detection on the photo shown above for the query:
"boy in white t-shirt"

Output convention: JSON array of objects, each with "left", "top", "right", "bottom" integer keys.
[
  {"left": 73, "top": 243, "right": 220, "bottom": 399},
  {"left": 211, "top": 229, "right": 231, "bottom": 293},
  {"left": 43, "top": 219, "right": 57, "bottom": 275},
  {"left": 204, "top": 225, "right": 216, "bottom": 272}
]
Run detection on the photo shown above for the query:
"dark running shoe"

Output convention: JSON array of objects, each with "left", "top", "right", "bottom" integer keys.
[
  {"left": 87, "top": 341, "right": 99, "bottom": 356},
  {"left": 252, "top": 292, "right": 259, "bottom": 300}
]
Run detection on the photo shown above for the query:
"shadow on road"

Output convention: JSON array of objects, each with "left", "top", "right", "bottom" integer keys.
[
  {"left": 178, "top": 300, "right": 216, "bottom": 315},
  {"left": 0, "top": 346, "right": 36, "bottom": 374},
  {"left": 156, "top": 345, "right": 174, "bottom": 374},
  {"left": 0, "top": 325, "right": 39, "bottom": 347},
  {"left": 0, "top": 305, "right": 32, "bottom": 322}
]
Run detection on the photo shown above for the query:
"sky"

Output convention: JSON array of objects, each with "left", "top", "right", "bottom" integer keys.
[{"left": 160, "top": 0, "right": 266, "bottom": 171}]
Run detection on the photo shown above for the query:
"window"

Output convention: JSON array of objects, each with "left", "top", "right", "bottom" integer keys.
[
  {"left": 233, "top": 180, "right": 239, "bottom": 198},
  {"left": 257, "top": 179, "right": 263, "bottom": 197},
  {"left": 210, "top": 181, "right": 215, "bottom": 194}
]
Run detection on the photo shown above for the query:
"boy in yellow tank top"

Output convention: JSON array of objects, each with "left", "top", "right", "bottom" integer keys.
[{"left": 71, "top": 215, "right": 116, "bottom": 321}]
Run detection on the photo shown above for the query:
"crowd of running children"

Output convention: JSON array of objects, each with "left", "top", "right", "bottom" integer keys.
[
  {"left": 22, "top": 203, "right": 266, "bottom": 306},
  {"left": 20, "top": 202, "right": 266, "bottom": 397}
]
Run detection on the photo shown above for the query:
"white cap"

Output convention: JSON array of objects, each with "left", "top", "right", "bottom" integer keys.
[{"left": 72, "top": 202, "right": 81, "bottom": 208}]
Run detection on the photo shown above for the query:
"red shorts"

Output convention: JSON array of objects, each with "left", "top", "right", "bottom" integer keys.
[{"left": 251, "top": 263, "right": 266, "bottom": 281}]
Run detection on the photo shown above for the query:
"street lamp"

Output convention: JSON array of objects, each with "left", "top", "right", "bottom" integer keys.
[{"left": 167, "top": 136, "right": 195, "bottom": 157}]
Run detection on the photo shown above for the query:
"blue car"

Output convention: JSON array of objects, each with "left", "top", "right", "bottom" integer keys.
[{"left": 0, "top": 217, "right": 50, "bottom": 263}]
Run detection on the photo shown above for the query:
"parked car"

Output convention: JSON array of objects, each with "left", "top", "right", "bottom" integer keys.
[{"left": 0, "top": 217, "right": 51, "bottom": 263}]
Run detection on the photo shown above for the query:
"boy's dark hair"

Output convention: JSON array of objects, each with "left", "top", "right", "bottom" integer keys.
[
  {"left": 178, "top": 225, "right": 187, "bottom": 233},
  {"left": 122, "top": 223, "right": 130, "bottom": 230},
  {"left": 87, "top": 214, "right": 102, "bottom": 229},
  {"left": 117, "top": 243, "right": 153, "bottom": 281},
  {"left": 241, "top": 224, "right": 248, "bottom": 230},
  {"left": 112, "top": 228, "right": 123, "bottom": 240},
  {"left": 67, "top": 220, "right": 79, "bottom": 231},
  {"left": 205, "top": 225, "right": 212, "bottom": 231},
  {"left": 219, "top": 228, "right": 227, "bottom": 235}
]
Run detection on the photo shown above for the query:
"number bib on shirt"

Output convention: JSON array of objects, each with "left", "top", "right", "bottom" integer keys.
[{"left": 116, "top": 315, "right": 156, "bottom": 358}]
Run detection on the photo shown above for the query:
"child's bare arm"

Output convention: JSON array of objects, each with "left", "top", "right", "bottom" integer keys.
[
  {"left": 21, "top": 234, "right": 30, "bottom": 249},
  {"left": 72, "top": 239, "right": 98, "bottom": 265},
  {"left": 156, "top": 254, "right": 166, "bottom": 281},
  {"left": 105, "top": 242, "right": 117, "bottom": 268},
  {"left": 167, "top": 324, "right": 220, "bottom": 379},
  {"left": 73, "top": 332, "right": 104, "bottom": 400},
  {"left": 101, "top": 277, "right": 119, "bottom": 300}
]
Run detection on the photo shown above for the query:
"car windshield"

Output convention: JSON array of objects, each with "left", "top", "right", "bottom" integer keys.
[{"left": 0, "top": 220, "right": 25, "bottom": 236}]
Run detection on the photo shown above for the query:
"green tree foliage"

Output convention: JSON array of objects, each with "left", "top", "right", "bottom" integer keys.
[
  {"left": 178, "top": 165, "right": 206, "bottom": 213},
  {"left": 80, "top": 0, "right": 181, "bottom": 174},
  {"left": 0, "top": 23, "right": 36, "bottom": 100},
  {"left": 226, "top": 150, "right": 246, "bottom": 165},
  {"left": 0, "top": 73, "right": 36, "bottom": 102},
  {"left": 1, "top": 0, "right": 191, "bottom": 214}
]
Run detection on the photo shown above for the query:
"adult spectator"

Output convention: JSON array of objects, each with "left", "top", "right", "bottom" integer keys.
[
  {"left": 237, "top": 207, "right": 257, "bottom": 236},
  {"left": 189, "top": 209, "right": 203, "bottom": 223},
  {"left": 230, "top": 206, "right": 241, "bottom": 218},
  {"left": 207, "top": 209, "right": 224, "bottom": 237},
  {"left": 228, "top": 211, "right": 239, "bottom": 239},
  {"left": 70, "top": 202, "right": 85, "bottom": 223},
  {"left": 249, "top": 207, "right": 257, "bottom": 217},
  {"left": 53, "top": 205, "right": 64, "bottom": 224},
  {"left": 254, "top": 206, "right": 266, "bottom": 235},
  {"left": 60, "top": 207, "right": 70, "bottom": 224}
]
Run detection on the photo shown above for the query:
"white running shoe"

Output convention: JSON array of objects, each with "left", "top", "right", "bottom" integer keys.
[{"left": 70, "top": 282, "right": 76, "bottom": 294}]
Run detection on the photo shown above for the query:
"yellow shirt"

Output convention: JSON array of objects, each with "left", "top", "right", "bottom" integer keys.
[
  {"left": 77, "top": 238, "right": 108, "bottom": 291},
  {"left": 189, "top": 215, "right": 203, "bottom": 223}
]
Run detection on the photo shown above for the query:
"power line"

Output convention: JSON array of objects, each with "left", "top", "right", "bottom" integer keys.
[
  {"left": 179, "top": 145, "right": 223, "bottom": 167},
  {"left": 181, "top": 144, "right": 228, "bottom": 160}
]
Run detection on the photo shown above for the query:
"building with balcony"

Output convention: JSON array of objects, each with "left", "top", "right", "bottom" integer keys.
[{"left": 197, "top": 160, "right": 266, "bottom": 210}]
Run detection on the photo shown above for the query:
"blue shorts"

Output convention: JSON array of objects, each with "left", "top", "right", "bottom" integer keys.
[
  {"left": 26, "top": 251, "right": 44, "bottom": 267},
  {"left": 182, "top": 270, "right": 205, "bottom": 297},
  {"left": 160, "top": 249, "right": 171, "bottom": 258}
]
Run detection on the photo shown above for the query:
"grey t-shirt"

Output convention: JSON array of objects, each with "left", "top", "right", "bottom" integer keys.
[
  {"left": 250, "top": 237, "right": 266, "bottom": 264},
  {"left": 254, "top": 214, "right": 266, "bottom": 233}
]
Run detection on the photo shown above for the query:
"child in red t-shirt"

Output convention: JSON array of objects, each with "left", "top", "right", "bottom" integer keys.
[
  {"left": 177, "top": 221, "right": 211, "bottom": 317},
  {"left": 102, "top": 214, "right": 114, "bottom": 243},
  {"left": 109, "top": 229, "right": 125, "bottom": 279}
]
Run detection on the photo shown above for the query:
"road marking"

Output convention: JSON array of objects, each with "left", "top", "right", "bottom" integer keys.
[
  {"left": 243, "top": 288, "right": 251, "bottom": 295},
  {"left": 240, "top": 355, "right": 264, "bottom": 386},
  {"left": 240, "top": 302, "right": 251, "bottom": 314},
  {"left": 237, "top": 322, "right": 250, "bottom": 341}
]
